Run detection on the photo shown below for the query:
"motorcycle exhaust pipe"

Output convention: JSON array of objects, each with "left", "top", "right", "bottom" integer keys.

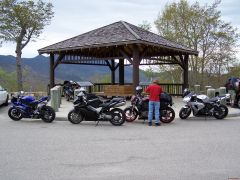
[{"left": 103, "top": 114, "right": 113, "bottom": 120}]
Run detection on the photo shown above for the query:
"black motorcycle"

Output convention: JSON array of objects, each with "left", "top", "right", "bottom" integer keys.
[
  {"left": 179, "top": 89, "right": 228, "bottom": 119},
  {"left": 68, "top": 90, "right": 126, "bottom": 126},
  {"left": 124, "top": 86, "right": 175, "bottom": 123},
  {"left": 63, "top": 81, "right": 79, "bottom": 101}
]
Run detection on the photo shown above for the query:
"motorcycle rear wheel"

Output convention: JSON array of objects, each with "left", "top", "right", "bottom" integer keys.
[
  {"left": 8, "top": 107, "right": 23, "bottom": 121},
  {"left": 41, "top": 106, "right": 56, "bottom": 123},
  {"left": 179, "top": 107, "right": 191, "bottom": 119},
  {"left": 109, "top": 108, "right": 126, "bottom": 126},
  {"left": 68, "top": 109, "right": 84, "bottom": 124},
  {"left": 160, "top": 107, "right": 175, "bottom": 123},
  {"left": 124, "top": 107, "right": 138, "bottom": 122},
  {"left": 213, "top": 105, "right": 228, "bottom": 119}
]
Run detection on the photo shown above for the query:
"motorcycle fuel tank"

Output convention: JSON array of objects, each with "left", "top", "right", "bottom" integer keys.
[
  {"left": 21, "top": 96, "right": 35, "bottom": 103},
  {"left": 196, "top": 94, "right": 209, "bottom": 103}
]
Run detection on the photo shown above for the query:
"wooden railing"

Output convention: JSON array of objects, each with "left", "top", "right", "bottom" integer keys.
[
  {"left": 48, "top": 83, "right": 184, "bottom": 96},
  {"left": 92, "top": 83, "right": 183, "bottom": 96}
]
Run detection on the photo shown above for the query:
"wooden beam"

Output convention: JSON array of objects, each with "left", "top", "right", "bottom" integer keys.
[
  {"left": 132, "top": 45, "right": 140, "bottom": 91},
  {"left": 119, "top": 48, "right": 133, "bottom": 64},
  {"left": 119, "top": 59, "right": 124, "bottom": 85},
  {"left": 183, "top": 55, "right": 189, "bottom": 90},
  {"left": 105, "top": 60, "right": 113, "bottom": 70},
  {"left": 111, "top": 59, "right": 115, "bottom": 84},
  {"left": 50, "top": 53, "right": 55, "bottom": 88},
  {"left": 53, "top": 54, "right": 65, "bottom": 69},
  {"left": 114, "top": 63, "right": 119, "bottom": 71},
  {"left": 60, "top": 62, "right": 109, "bottom": 66}
]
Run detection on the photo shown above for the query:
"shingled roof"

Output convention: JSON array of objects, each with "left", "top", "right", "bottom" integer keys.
[{"left": 38, "top": 21, "right": 198, "bottom": 55}]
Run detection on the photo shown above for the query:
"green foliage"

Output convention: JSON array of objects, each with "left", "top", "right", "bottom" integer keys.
[
  {"left": 138, "top": 20, "right": 152, "bottom": 31},
  {"left": 0, "top": 0, "right": 54, "bottom": 90},
  {"left": 143, "top": 65, "right": 183, "bottom": 84},
  {"left": 0, "top": 0, "right": 54, "bottom": 46},
  {"left": 90, "top": 74, "right": 111, "bottom": 83},
  {"left": 154, "top": 0, "right": 239, "bottom": 87},
  {"left": 0, "top": 68, "right": 17, "bottom": 91},
  {"left": 0, "top": 67, "right": 48, "bottom": 92}
]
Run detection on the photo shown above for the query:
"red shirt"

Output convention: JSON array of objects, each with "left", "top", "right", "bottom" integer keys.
[{"left": 145, "top": 83, "right": 163, "bottom": 102}]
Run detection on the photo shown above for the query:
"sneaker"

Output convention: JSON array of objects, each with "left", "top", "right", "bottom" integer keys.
[
  {"left": 155, "top": 123, "right": 161, "bottom": 126},
  {"left": 148, "top": 122, "right": 152, "bottom": 126}
]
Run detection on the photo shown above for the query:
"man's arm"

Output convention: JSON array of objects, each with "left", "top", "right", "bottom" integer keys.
[{"left": 145, "top": 86, "right": 150, "bottom": 94}]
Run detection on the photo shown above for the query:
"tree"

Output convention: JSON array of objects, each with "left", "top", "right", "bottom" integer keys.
[
  {"left": 138, "top": 20, "right": 152, "bottom": 31},
  {"left": 154, "top": 0, "right": 239, "bottom": 87},
  {"left": 0, "top": 0, "right": 54, "bottom": 91}
]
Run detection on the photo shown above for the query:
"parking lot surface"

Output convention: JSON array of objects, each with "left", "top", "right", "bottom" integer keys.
[{"left": 1, "top": 104, "right": 240, "bottom": 180}]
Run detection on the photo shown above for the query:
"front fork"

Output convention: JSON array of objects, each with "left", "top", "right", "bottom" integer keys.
[{"left": 182, "top": 105, "right": 192, "bottom": 114}]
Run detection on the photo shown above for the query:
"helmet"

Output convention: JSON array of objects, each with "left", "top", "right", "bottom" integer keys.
[
  {"left": 136, "top": 86, "right": 143, "bottom": 94},
  {"left": 183, "top": 88, "right": 190, "bottom": 97},
  {"left": 77, "top": 87, "right": 87, "bottom": 97},
  {"left": 79, "top": 87, "right": 86, "bottom": 92}
]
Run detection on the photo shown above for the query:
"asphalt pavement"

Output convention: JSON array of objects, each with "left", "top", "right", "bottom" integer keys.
[{"left": 0, "top": 100, "right": 240, "bottom": 180}]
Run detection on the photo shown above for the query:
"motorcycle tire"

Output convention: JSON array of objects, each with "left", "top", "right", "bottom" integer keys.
[
  {"left": 213, "top": 105, "right": 228, "bottom": 119},
  {"left": 160, "top": 107, "right": 175, "bottom": 123},
  {"left": 237, "top": 98, "right": 240, "bottom": 108},
  {"left": 109, "top": 108, "right": 126, "bottom": 126},
  {"left": 41, "top": 106, "right": 56, "bottom": 123},
  {"left": 68, "top": 109, "right": 84, "bottom": 124},
  {"left": 124, "top": 107, "right": 138, "bottom": 122},
  {"left": 179, "top": 107, "right": 191, "bottom": 119},
  {"left": 8, "top": 107, "right": 23, "bottom": 121}
]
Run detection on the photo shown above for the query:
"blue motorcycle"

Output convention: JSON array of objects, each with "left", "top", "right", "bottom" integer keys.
[{"left": 8, "top": 93, "right": 56, "bottom": 123}]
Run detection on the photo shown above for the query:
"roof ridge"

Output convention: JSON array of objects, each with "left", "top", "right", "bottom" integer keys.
[{"left": 120, "top": 21, "right": 141, "bottom": 40}]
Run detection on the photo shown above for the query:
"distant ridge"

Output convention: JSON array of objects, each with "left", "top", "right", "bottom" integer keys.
[{"left": 0, "top": 55, "right": 147, "bottom": 82}]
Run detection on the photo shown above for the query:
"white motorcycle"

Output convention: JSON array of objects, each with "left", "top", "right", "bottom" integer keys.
[{"left": 179, "top": 89, "right": 229, "bottom": 120}]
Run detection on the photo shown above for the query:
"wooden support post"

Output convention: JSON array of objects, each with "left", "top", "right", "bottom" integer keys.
[
  {"left": 50, "top": 53, "right": 55, "bottom": 89},
  {"left": 132, "top": 46, "right": 140, "bottom": 91},
  {"left": 183, "top": 55, "right": 189, "bottom": 90},
  {"left": 111, "top": 59, "right": 115, "bottom": 84},
  {"left": 119, "top": 59, "right": 124, "bottom": 85}
]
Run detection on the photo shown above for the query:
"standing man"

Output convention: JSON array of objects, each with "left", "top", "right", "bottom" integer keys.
[{"left": 145, "top": 79, "right": 163, "bottom": 126}]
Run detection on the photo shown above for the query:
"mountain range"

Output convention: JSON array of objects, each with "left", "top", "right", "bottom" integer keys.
[{"left": 0, "top": 55, "right": 147, "bottom": 83}]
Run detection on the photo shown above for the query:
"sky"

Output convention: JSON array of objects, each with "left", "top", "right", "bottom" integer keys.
[{"left": 0, "top": 0, "right": 239, "bottom": 58}]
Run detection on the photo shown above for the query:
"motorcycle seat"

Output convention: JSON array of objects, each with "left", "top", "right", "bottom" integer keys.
[
  {"left": 99, "top": 102, "right": 111, "bottom": 108},
  {"left": 111, "top": 97, "right": 124, "bottom": 102},
  {"left": 209, "top": 97, "right": 218, "bottom": 102}
]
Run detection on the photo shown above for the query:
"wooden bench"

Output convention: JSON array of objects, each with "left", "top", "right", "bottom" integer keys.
[{"left": 93, "top": 85, "right": 133, "bottom": 97}]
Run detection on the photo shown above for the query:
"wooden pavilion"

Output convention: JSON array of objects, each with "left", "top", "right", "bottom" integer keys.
[{"left": 38, "top": 21, "right": 198, "bottom": 96}]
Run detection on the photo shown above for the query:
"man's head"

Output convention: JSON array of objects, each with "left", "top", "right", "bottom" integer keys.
[{"left": 153, "top": 79, "right": 159, "bottom": 84}]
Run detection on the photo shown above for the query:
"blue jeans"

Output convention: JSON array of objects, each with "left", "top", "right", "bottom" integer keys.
[{"left": 148, "top": 101, "right": 160, "bottom": 123}]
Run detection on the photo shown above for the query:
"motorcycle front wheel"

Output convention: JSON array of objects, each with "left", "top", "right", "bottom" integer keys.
[
  {"left": 41, "top": 106, "right": 56, "bottom": 123},
  {"left": 213, "top": 105, "right": 228, "bottom": 119},
  {"left": 109, "top": 108, "right": 126, "bottom": 126},
  {"left": 8, "top": 107, "right": 23, "bottom": 121},
  {"left": 179, "top": 107, "right": 191, "bottom": 119},
  {"left": 68, "top": 109, "right": 84, "bottom": 124},
  {"left": 124, "top": 107, "right": 138, "bottom": 122},
  {"left": 160, "top": 107, "right": 175, "bottom": 123}
]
